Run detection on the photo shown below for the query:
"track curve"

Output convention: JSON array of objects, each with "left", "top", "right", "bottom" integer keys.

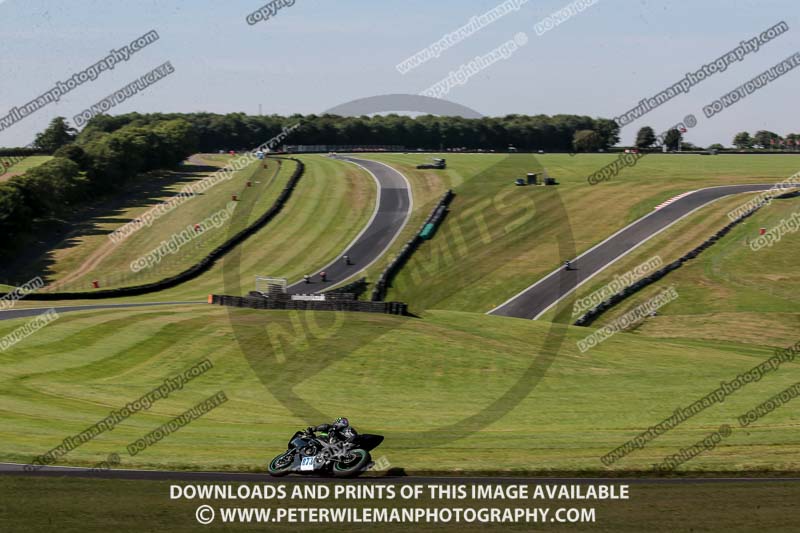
[
  {"left": 0, "top": 157, "right": 413, "bottom": 320},
  {"left": 489, "top": 183, "right": 796, "bottom": 319},
  {"left": 2, "top": 181, "right": 798, "bottom": 480},
  {"left": 287, "top": 156, "right": 412, "bottom": 293}
]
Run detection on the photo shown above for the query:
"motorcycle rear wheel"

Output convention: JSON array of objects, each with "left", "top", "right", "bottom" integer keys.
[
  {"left": 332, "top": 449, "right": 371, "bottom": 478},
  {"left": 268, "top": 451, "right": 294, "bottom": 477}
]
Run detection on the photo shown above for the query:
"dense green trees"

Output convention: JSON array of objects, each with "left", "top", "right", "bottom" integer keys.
[
  {"left": 0, "top": 117, "right": 198, "bottom": 248},
  {"left": 732, "top": 130, "right": 799, "bottom": 150},
  {"left": 33, "top": 117, "right": 77, "bottom": 152},
  {"left": 753, "top": 130, "right": 781, "bottom": 149},
  {"left": 0, "top": 182, "right": 32, "bottom": 237},
  {"left": 732, "top": 132, "right": 753, "bottom": 150},
  {"left": 635, "top": 126, "right": 656, "bottom": 149},
  {"left": 664, "top": 129, "right": 682, "bottom": 151},
  {"left": 1, "top": 112, "right": 620, "bottom": 250},
  {"left": 572, "top": 130, "right": 603, "bottom": 152},
  {"left": 74, "top": 112, "right": 620, "bottom": 152},
  {"left": 53, "top": 144, "right": 88, "bottom": 169}
]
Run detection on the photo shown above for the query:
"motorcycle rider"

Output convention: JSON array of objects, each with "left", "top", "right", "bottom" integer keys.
[
  {"left": 306, "top": 417, "right": 357, "bottom": 444},
  {"left": 343, "top": 255, "right": 351, "bottom": 266}
]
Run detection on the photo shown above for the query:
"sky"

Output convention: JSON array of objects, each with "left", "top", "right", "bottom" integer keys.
[{"left": 1, "top": 0, "right": 798, "bottom": 147}]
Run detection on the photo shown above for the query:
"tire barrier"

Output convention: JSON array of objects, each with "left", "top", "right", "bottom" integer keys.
[
  {"left": 573, "top": 200, "right": 769, "bottom": 327},
  {"left": 370, "top": 190, "right": 455, "bottom": 302},
  {"left": 211, "top": 293, "right": 408, "bottom": 315},
  {"left": 2, "top": 157, "right": 304, "bottom": 301},
  {"left": 327, "top": 277, "right": 369, "bottom": 298}
]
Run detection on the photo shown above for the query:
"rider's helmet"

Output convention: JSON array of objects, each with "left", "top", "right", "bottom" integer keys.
[{"left": 333, "top": 417, "right": 349, "bottom": 430}]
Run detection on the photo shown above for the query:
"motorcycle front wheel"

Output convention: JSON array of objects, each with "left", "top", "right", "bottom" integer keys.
[
  {"left": 268, "top": 451, "right": 294, "bottom": 477},
  {"left": 332, "top": 449, "right": 371, "bottom": 478}
]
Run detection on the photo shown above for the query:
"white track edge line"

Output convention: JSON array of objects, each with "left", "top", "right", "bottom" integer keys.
[{"left": 486, "top": 183, "right": 777, "bottom": 317}]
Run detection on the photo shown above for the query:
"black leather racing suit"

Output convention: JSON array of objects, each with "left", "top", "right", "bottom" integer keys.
[{"left": 313, "top": 423, "right": 358, "bottom": 443}]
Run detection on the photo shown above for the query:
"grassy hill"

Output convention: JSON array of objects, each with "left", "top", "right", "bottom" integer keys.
[
  {"left": 0, "top": 304, "right": 796, "bottom": 474},
  {"left": 0, "top": 155, "right": 52, "bottom": 183},
  {"left": 572, "top": 192, "right": 800, "bottom": 348},
  {"left": 7, "top": 152, "right": 795, "bottom": 309},
  {"left": 44, "top": 156, "right": 289, "bottom": 291},
  {"left": 2, "top": 154, "right": 376, "bottom": 300},
  {"left": 353, "top": 153, "right": 799, "bottom": 314},
  {"left": 1, "top": 153, "right": 798, "bottom": 479}
]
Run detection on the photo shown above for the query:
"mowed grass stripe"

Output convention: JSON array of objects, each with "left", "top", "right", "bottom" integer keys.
[
  {"left": 238, "top": 157, "right": 337, "bottom": 275},
  {"left": 233, "top": 155, "right": 375, "bottom": 282},
  {"left": 353, "top": 153, "right": 800, "bottom": 313},
  {"left": 585, "top": 194, "right": 800, "bottom": 347},
  {"left": 1, "top": 305, "right": 797, "bottom": 472},
  {"left": 38, "top": 154, "right": 238, "bottom": 289},
  {"left": 0, "top": 311, "right": 218, "bottom": 377},
  {"left": 0, "top": 312, "right": 171, "bottom": 359},
  {"left": 112, "top": 154, "right": 377, "bottom": 299},
  {"left": 41, "top": 315, "right": 222, "bottom": 383},
  {"left": 0, "top": 311, "right": 231, "bottom": 428},
  {"left": 60, "top": 159, "right": 289, "bottom": 289}
]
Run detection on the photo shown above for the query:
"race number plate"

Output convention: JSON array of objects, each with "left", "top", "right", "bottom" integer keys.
[{"left": 300, "top": 456, "right": 315, "bottom": 471}]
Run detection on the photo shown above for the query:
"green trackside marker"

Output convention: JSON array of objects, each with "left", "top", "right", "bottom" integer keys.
[{"left": 420, "top": 223, "right": 436, "bottom": 240}]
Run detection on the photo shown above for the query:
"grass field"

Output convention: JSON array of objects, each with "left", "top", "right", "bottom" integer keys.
[
  {"left": 36, "top": 155, "right": 287, "bottom": 291},
  {"left": 7, "top": 152, "right": 796, "bottom": 308},
  {"left": 0, "top": 155, "right": 52, "bottom": 182},
  {"left": 570, "top": 192, "right": 800, "bottom": 349},
  {"left": 0, "top": 304, "right": 797, "bottom": 474},
  {"left": 1, "top": 153, "right": 799, "bottom": 479},
  {"left": 2, "top": 154, "right": 376, "bottom": 301},
  {"left": 352, "top": 153, "right": 799, "bottom": 314},
  {"left": 2, "top": 154, "right": 238, "bottom": 289},
  {"left": 142, "top": 153, "right": 377, "bottom": 300}
]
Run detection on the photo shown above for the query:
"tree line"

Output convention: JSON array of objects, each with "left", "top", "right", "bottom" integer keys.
[
  {"left": 0, "top": 112, "right": 619, "bottom": 251},
  {"left": 732, "top": 130, "right": 800, "bottom": 150},
  {"left": 78, "top": 112, "right": 620, "bottom": 152},
  {"left": 632, "top": 125, "right": 800, "bottom": 151}
]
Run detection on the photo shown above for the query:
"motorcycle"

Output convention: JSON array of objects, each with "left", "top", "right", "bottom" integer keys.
[{"left": 267, "top": 428, "right": 384, "bottom": 478}]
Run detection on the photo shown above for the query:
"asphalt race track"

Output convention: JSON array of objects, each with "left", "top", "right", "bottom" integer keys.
[
  {"left": 3, "top": 461, "right": 799, "bottom": 483},
  {"left": 286, "top": 156, "right": 412, "bottom": 293},
  {"left": 0, "top": 179, "right": 796, "bottom": 480},
  {"left": 489, "top": 183, "right": 794, "bottom": 320},
  {"left": 0, "top": 181, "right": 786, "bottom": 324}
]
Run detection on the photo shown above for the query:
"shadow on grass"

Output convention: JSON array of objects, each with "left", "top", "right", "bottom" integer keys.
[{"left": 0, "top": 163, "right": 220, "bottom": 288}]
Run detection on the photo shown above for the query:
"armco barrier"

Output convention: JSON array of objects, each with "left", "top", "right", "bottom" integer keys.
[
  {"left": 573, "top": 198, "right": 771, "bottom": 327},
  {"left": 2, "top": 157, "right": 304, "bottom": 301},
  {"left": 211, "top": 294, "right": 407, "bottom": 315},
  {"left": 371, "top": 190, "right": 454, "bottom": 302}
]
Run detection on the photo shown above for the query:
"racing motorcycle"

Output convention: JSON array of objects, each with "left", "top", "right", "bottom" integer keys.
[{"left": 267, "top": 428, "right": 384, "bottom": 478}]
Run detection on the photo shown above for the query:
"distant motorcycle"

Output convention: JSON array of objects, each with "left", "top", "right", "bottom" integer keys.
[{"left": 267, "top": 429, "right": 384, "bottom": 478}]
